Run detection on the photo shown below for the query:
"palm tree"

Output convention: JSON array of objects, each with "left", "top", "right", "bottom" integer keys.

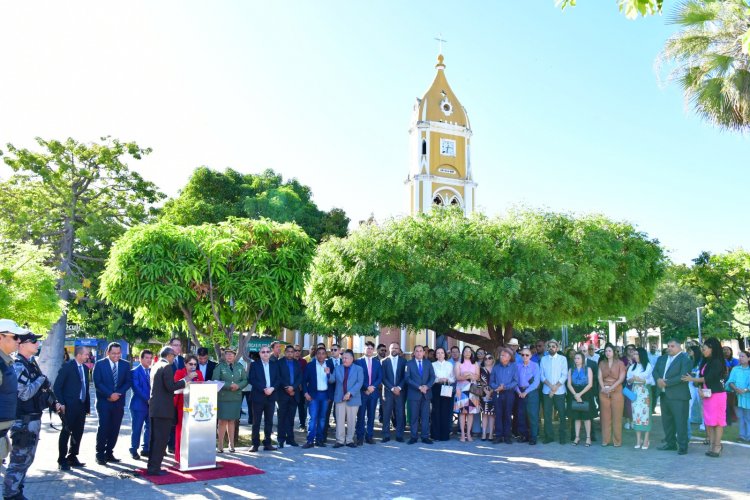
[{"left": 659, "top": 0, "right": 750, "bottom": 132}]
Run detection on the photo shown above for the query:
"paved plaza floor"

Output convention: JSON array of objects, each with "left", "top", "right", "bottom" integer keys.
[{"left": 9, "top": 401, "right": 750, "bottom": 500}]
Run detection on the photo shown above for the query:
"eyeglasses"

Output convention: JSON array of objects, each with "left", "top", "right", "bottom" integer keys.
[
  {"left": 331, "top": 348, "right": 339, "bottom": 352},
  {"left": 187, "top": 362, "right": 197, "bottom": 366},
  {"left": 260, "top": 350, "right": 270, "bottom": 354},
  {"left": 485, "top": 356, "right": 493, "bottom": 360},
  {"left": 294, "top": 349, "right": 301, "bottom": 352},
  {"left": 521, "top": 354, "right": 531, "bottom": 357}
]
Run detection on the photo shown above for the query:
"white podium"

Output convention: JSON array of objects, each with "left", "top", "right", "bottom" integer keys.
[{"left": 179, "top": 381, "right": 223, "bottom": 471}]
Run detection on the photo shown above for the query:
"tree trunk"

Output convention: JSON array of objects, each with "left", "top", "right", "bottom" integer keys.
[{"left": 39, "top": 309, "right": 67, "bottom": 385}]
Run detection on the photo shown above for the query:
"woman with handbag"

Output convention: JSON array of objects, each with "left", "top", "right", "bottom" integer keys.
[
  {"left": 478, "top": 354, "right": 496, "bottom": 441},
  {"left": 626, "top": 347, "right": 654, "bottom": 450},
  {"left": 567, "top": 352, "right": 594, "bottom": 446},
  {"left": 454, "top": 346, "right": 480, "bottom": 442},
  {"left": 431, "top": 347, "right": 456, "bottom": 441},
  {"left": 598, "top": 344, "right": 626, "bottom": 447},
  {"left": 682, "top": 337, "right": 727, "bottom": 458}
]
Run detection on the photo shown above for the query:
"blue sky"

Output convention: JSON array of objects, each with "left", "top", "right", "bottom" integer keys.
[{"left": 0, "top": 1, "right": 747, "bottom": 264}]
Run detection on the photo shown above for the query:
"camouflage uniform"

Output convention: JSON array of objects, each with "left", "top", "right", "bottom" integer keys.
[{"left": 2, "top": 354, "right": 47, "bottom": 500}]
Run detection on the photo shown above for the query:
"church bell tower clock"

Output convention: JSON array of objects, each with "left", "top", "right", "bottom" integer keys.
[{"left": 405, "top": 53, "right": 476, "bottom": 215}]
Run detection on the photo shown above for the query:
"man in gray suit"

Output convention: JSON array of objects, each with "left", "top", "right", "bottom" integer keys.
[
  {"left": 406, "top": 345, "right": 436, "bottom": 444},
  {"left": 654, "top": 338, "right": 692, "bottom": 455},
  {"left": 331, "top": 350, "right": 363, "bottom": 448}
]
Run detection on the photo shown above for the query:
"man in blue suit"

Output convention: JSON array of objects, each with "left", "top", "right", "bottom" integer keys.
[
  {"left": 355, "top": 341, "right": 382, "bottom": 445},
  {"left": 53, "top": 346, "right": 91, "bottom": 470},
  {"left": 406, "top": 345, "right": 436, "bottom": 444},
  {"left": 129, "top": 349, "right": 153, "bottom": 460},
  {"left": 93, "top": 342, "right": 132, "bottom": 465},
  {"left": 278, "top": 345, "right": 303, "bottom": 448},
  {"left": 248, "top": 345, "right": 281, "bottom": 452},
  {"left": 381, "top": 341, "right": 407, "bottom": 442},
  {"left": 302, "top": 346, "right": 334, "bottom": 448},
  {"left": 332, "top": 350, "right": 363, "bottom": 448}
]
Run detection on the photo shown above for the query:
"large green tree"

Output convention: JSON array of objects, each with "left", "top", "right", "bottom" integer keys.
[
  {"left": 660, "top": 0, "right": 750, "bottom": 132},
  {"left": 0, "top": 137, "right": 163, "bottom": 381},
  {"left": 306, "top": 209, "right": 666, "bottom": 352},
  {"left": 686, "top": 249, "right": 750, "bottom": 339},
  {"left": 0, "top": 241, "right": 62, "bottom": 334},
  {"left": 628, "top": 264, "right": 703, "bottom": 343},
  {"left": 100, "top": 218, "right": 315, "bottom": 360},
  {"left": 161, "top": 167, "right": 349, "bottom": 242}
]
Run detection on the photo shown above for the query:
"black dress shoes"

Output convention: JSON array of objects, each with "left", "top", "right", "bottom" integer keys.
[
  {"left": 492, "top": 437, "right": 503, "bottom": 444},
  {"left": 407, "top": 438, "right": 418, "bottom": 444},
  {"left": 332, "top": 443, "right": 345, "bottom": 448},
  {"left": 263, "top": 445, "right": 277, "bottom": 451},
  {"left": 105, "top": 455, "right": 121, "bottom": 463},
  {"left": 288, "top": 441, "right": 299, "bottom": 447},
  {"left": 58, "top": 462, "right": 71, "bottom": 471},
  {"left": 67, "top": 457, "right": 86, "bottom": 467},
  {"left": 130, "top": 452, "right": 140, "bottom": 460},
  {"left": 365, "top": 437, "right": 376, "bottom": 445},
  {"left": 382, "top": 437, "right": 391, "bottom": 443},
  {"left": 678, "top": 449, "right": 688, "bottom": 455},
  {"left": 421, "top": 438, "right": 433, "bottom": 444},
  {"left": 301, "top": 442, "right": 314, "bottom": 449},
  {"left": 315, "top": 442, "right": 327, "bottom": 447},
  {"left": 529, "top": 439, "right": 537, "bottom": 445},
  {"left": 95, "top": 456, "right": 107, "bottom": 466},
  {"left": 250, "top": 446, "right": 259, "bottom": 452},
  {"left": 658, "top": 444, "right": 677, "bottom": 451},
  {"left": 505, "top": 438, "right": 513, "bottom": 445},
  {"left": 346, "top": 442, "right": 357, "bottom": 448},
  {"left": 145, "top": 469, "right": 167, "bottom": 476},
  {"left": 356, "top": 438, "right": 364, "bottom": 446},
  {"left": 395, "top": 437, "right": 404, "bottom": 443}
]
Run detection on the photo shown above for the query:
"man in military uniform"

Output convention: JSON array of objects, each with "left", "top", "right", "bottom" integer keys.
[
  {"left": 3, "top": 330, "right": 52, "bottom": 500},
  {"left": 0, "top": 320, "right": 23, "bottom": 498}
]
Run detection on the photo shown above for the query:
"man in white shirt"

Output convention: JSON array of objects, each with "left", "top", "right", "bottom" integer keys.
[
  {"left": 585, "top": 345, "right": 600, "bottom": 364},
  {"left": 540, "top": 339, "right": 568, "bottom": 444},
  {"left": 323, "top": 344, "right": 342, "bottom": 440}
]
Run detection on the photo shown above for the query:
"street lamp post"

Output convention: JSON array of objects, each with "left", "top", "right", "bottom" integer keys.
[
  {"left": 696, "top": 306, "right": 705, "bottom": 344},
  {"left": 597, "top": 317, "right": 626, "bottom": 345}
]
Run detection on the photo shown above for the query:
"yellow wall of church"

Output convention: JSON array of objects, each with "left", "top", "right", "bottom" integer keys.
[{"left": 428, "top": 131, "right": 465, "bottom": 178}]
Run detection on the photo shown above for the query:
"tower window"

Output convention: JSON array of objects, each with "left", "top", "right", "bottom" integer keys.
[
  {"left": 421, "top": 139, "right": 427, "bottom": 155},
  {"left": 450, "top": 197, "right": 460, "bottom": 206},
  {"left": 433, "top": 195, "right": 444, "bottom": 206}
]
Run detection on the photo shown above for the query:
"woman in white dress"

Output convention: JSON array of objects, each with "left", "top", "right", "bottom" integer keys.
[{"left": 626, "top": 347, "right": 654, "bottom": 450}]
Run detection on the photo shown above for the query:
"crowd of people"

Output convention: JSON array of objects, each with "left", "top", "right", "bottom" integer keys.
[{"left": 1, "top": 316, "right": 750, "bottom": 496}]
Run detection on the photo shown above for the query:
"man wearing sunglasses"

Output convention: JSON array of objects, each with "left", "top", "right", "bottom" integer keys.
[
  {"left": 248, "top": 347, "right": 281, "bottom": 451},
  {"left": 0, "top": 320, "right": 23, "bottom": 473},
  {"left": 3, "top": 329, "right": 50, "bottom": 500}
]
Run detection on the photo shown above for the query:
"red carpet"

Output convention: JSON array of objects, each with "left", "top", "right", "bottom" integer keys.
[{"left": 138, "top": 459, "right": 265, "bottom": 485}]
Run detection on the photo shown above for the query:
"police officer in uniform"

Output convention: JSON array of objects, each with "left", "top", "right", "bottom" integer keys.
[
  {"left": 3, "top": 330, "right": 52, "bottom": 500},
  {"left": 0, "top": 320, "right": 23, "bottom": 498}
]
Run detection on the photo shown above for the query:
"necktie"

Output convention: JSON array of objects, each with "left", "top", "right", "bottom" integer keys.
[
  {"left": 343, "top": 366, "right": 349, "bottom": 393},
  {"left": 146, "top": 368, "right": 151, "bottom": 390},
  {"left": 112, "top": 361, "right": 118, "bottom": 389},
  {"left": 418, "top": 361, "right": 423, "bottom": 377},
  {"left": 367, "top": 357, "right": 372, "bottom": 383},
  {"left": 78, "top": 364, "right": 86, "bottom": 401}
]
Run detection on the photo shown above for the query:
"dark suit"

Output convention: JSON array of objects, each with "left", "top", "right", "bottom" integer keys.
[
  {"left": 129, "top": 364, "right": 151, "bottom": 455},
  {"left": 277, "top": 358, "right": 303, "bottom": 445},
  {"left": 167, "top": 354, "right": 185, "bottom": 451},
  {"left": 303, "top": 360, "right": 334, "bottom": 444},
  {"left": 92, "top": 358, "right": 132, "bottom": 459},
  {"left": 355, "top": 356, "right": 383, "bottom": 442},
  {"left": 248, "top": 360, "right": 281, "bottom": 447},
  {"left": 653, "top": 351, "right": 692, "bottom": 452},
  {"left": 381, "top": 356, "right": 407, "bottom": 439},
  {"left": 53, "top": 360, "right": 90, "bottom": 463},
  {"left": 197, "top": 360, "right": 217, "bottom": 382},
  {"left": 406, "top": 358, "right": 436, "bottom": 439},
  {"left": 147, "top": 358, "right": 186, "bottom": 474}
]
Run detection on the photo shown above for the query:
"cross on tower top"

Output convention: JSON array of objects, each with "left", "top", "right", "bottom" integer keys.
[{"left": 434, "top": 33, "right": 447, "bottom": 55}]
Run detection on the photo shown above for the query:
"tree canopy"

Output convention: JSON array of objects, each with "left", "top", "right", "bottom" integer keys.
[
  {"left": 100, "top": 217, "right": 316, "bottom": 359},
  {"left": 0, "top": 241, "right": 62, "bottom": 334},
  {"left": 0, "top": 137, "right": 164, "bottom": 381},
  {"left": 160, "top": 167, "right": 349, "bottom": 242},
  {"left": 305, "top": 209, "right": 666, "bottom": 352},
  {"left": 686, "top": 249, "right": 750, "bottom": 339}
]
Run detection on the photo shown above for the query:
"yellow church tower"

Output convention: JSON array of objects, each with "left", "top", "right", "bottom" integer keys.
[{"left": 406, "top": 53, "right": 476, "bottom": 215}]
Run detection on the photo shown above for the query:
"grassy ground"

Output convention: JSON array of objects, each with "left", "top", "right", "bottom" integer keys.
[{"left": 689, "top": 421, "right": 741, "bottom": 442}]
